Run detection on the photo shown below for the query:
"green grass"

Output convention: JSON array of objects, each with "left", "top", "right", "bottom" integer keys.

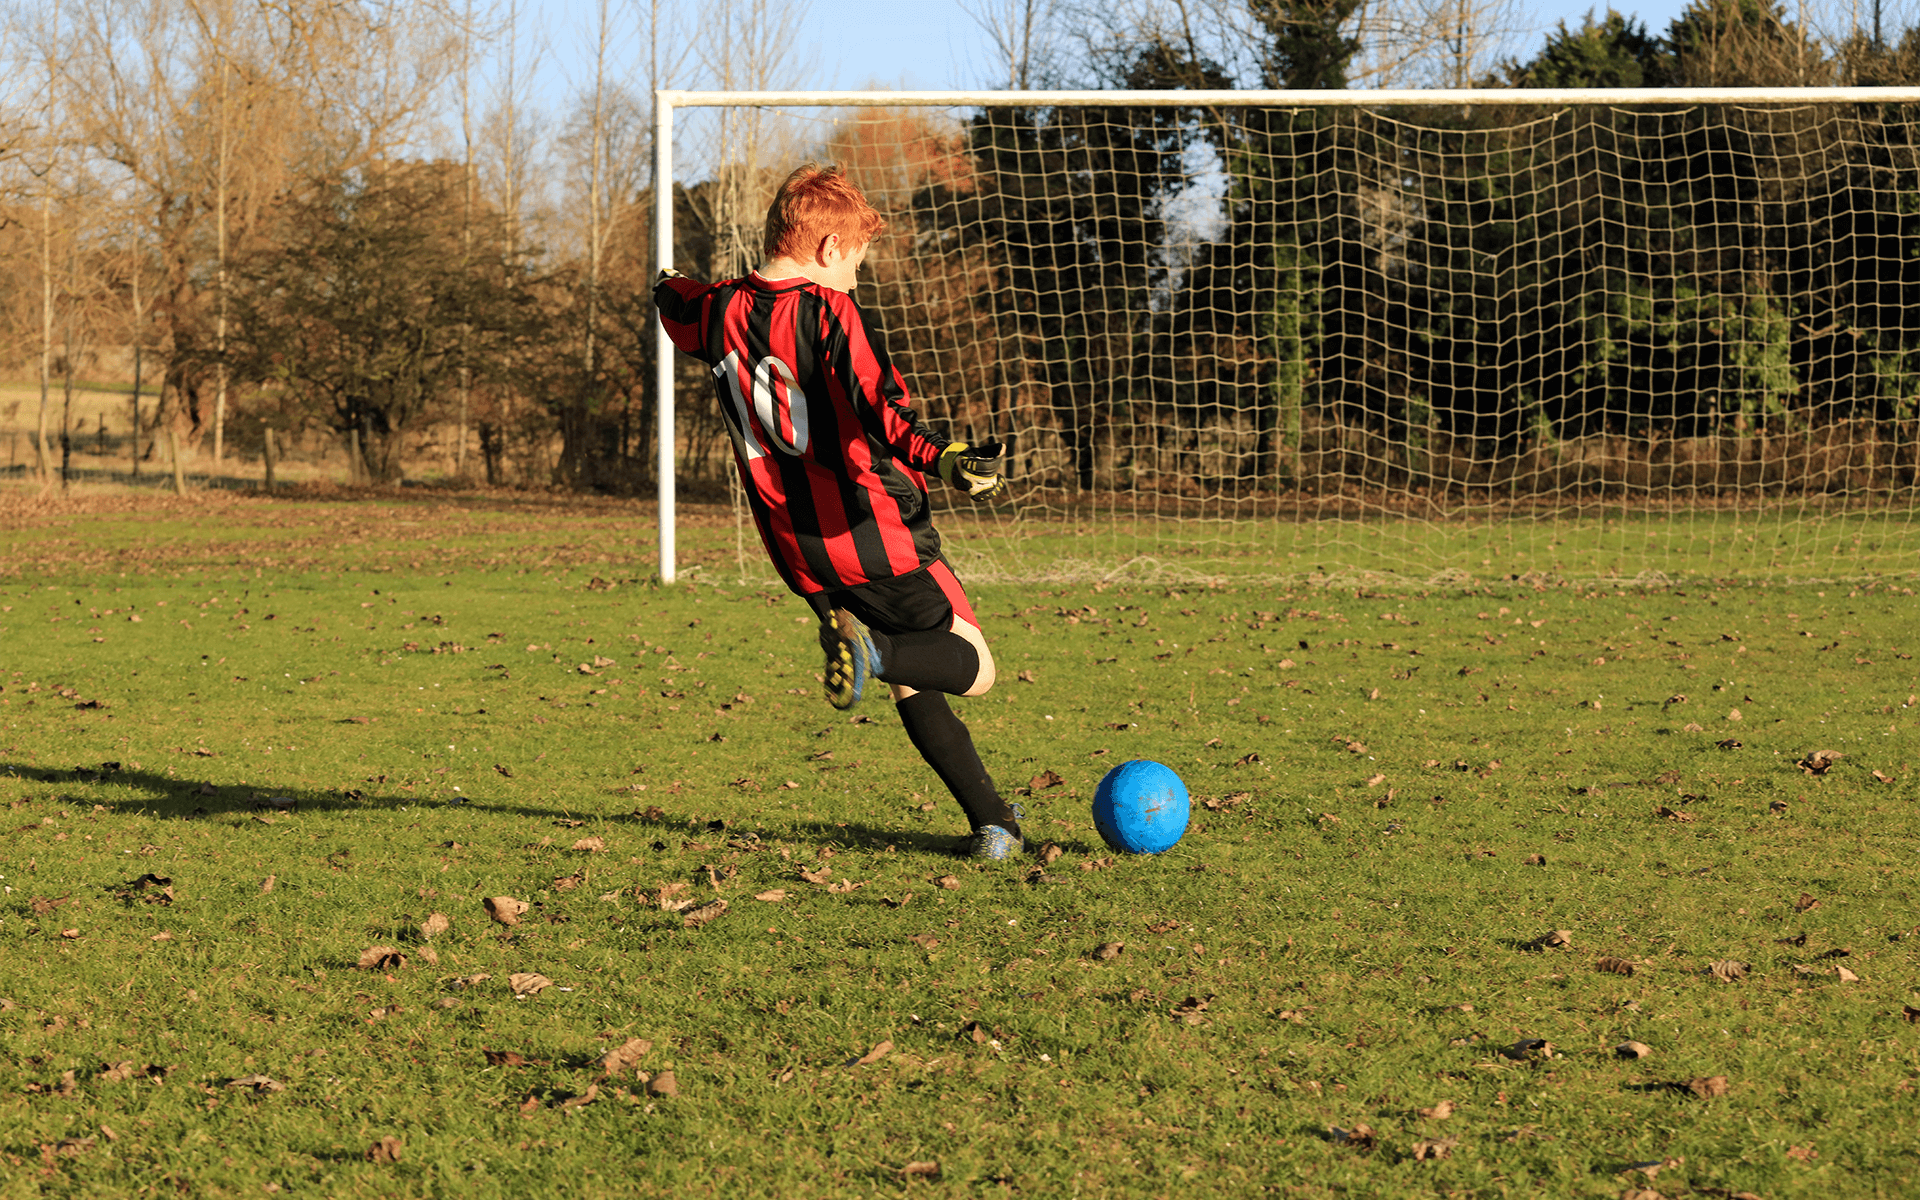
[{"left": 2, "top": 493, "right": 1917, "bottom": 1198}]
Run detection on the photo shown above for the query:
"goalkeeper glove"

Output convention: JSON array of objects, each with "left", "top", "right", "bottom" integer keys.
[
  {"left": 937, "top": 439, "right": 1009, "bottom": 501},
  {"left": 657, "top": 266, "right": 684, "bottom": 283}
]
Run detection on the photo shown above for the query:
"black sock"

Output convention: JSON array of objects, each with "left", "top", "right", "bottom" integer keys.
[
  {"left": 895, "top": 691, "right": 1019, "bottom": 836},
  {"left": 869, "top": 629, "right": 979, "bottom": 695}
]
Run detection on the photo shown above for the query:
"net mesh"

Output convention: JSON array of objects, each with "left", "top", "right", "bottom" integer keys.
[{"left": 672, "top": 98, "right": 1920, "bottom": 587}]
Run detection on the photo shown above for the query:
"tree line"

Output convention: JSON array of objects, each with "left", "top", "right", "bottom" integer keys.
[{"left": 5, "top": 0, "right": 1920, "bottom": 499}]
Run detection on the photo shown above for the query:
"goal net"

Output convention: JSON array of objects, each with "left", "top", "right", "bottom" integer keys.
[{"left": 653, "top": 89, "right": 1920, "bottom": 588}]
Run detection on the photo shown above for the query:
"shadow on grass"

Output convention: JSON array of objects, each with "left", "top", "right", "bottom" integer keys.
[{"left": 5, "top": 762, "right": 1085, "bottom": 862}]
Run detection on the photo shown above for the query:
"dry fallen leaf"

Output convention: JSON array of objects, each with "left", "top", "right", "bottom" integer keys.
[
  {"left": 1029, "top": 769, "right": 1065, "bottom": 790},
  {"left": 754, "top": 889, "right": 788, "bottom": 903},
  {"left": 958, "top": 1020, "right": 991, "bottom": 1044},
  {"left": 596, "top": 1038, "right": 653, "bottom": 1077},
  {"left": 901, "top": 1161, "right": 940, "bottom": 1179},
  {"left": 853, "top": 1040, "right": 893, "bottom": 1066},
  {"left": 99, "top": 1061, "right": 137, "bottom": 1083},
  {"left": 1328, "top": 1123, "right": 1376, "bottom": 1149},
  {"left": 1616, "top": 1040, "right": 1654, "bottom": 1060},
  {"left": 1502, "top": 1038, "right": 1554, "bottom": 1060},
  {"left": 364, "top": 1136, "right": 403, "bottom": 1163},
  {"left": 1686, "top": 1075, "right": 1730, "bottom": 1099},
  {"left": 1416, "top": 1100, "right": 1454, "bottom": 1120},
  {"left": 356, "top": 946, "right": 407, "bottom": 971},
  {"left": 1527, "top": 930, "right": 1573, "bottom": 951},
  {"left": 1794, "top": 892, "right": 1821, "bottom": 912},
  {"left": 645, "top": 1070, "right": 679, "bottom": 1098},
  {"left": 826, "top": 879, "right": 865, "bottom": 894},
  {"left": 225, "top": 1074, "right": 285, "bottom": 1094},
  {"left": 484, "top": 896, "right": 529, "bottom": 926},
  {"left": 1595, "top": 956, "right": 1637, "bottom": 977},
  {"left": 798, "top": 867, "right": 832, "bottom": 885},
  {"left": 1093, "top": 942, "right": 1125, "bottom": 960},
  {"left": 508, "top": 972, "right": 553, "bottom": 997},
  {"left": 933, "top": 875, "right": 960, "bottom": 891},
  {"left": 1706, "top": 960, "right": 1750, "bottom": 982},
  {"left": 1835, "top": 965, "right": 1860, "bottom": 983},
  {"left": 1797, "top": 749, "right": 1844, "bottom": 775},
  {"left": 1786, "top": 1144, "right": 1818, "bottom": 1163},
  {"left": 483, "top": 1049, "right": 542, "bottom": 1067},
  {"left": 1411, "top": 1135, "right": 1458, "bottom": 1161},
  {"left": 420, "top": 912, "right": 450, "bottom": 939},
  {"left": 682, "top": 899, "right": 728, "bottom": 929},
  {"left": 570, "top": 836, "right": 606, "bottom": 853},
  {"left": 1040, "top": 842, "right": 1064, "bottom": 865}
]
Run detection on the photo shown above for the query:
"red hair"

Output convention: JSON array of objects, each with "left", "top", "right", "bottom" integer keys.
[{"left": 762, "top": 163, "right": 886, "bottom": 262}]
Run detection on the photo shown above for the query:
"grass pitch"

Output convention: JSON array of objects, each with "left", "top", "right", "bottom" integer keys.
[{"left": 2, "top": 492, "right": 1917, "bottom": 1198}]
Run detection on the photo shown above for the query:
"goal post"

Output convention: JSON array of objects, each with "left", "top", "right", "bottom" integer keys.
[{"left": 653, "top": 87, "right": 1920, "bottom": 588}]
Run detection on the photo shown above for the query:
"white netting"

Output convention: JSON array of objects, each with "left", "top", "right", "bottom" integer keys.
[{"left": 663, "top": 95, "right": 1920, "bottom": 587}]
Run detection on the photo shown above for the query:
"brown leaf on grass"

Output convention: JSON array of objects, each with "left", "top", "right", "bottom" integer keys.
[
  {"left": 484, "top": 896, "right": 529, "bottom": 926},
  {"left": 508, "top": 973, "right": 553, "bottom": 997},
  {"left": 1655, "top": 805, "right": 1695, "bottom": 822},
  {"left": 1526, "top": 930, "right": 1573, "bottom": 951},
  {"left": 100, "top": 1061, "right": 137, "bottom": 1083},
  {"left": 1683, "top": 722, "right": 1706, "bottom": 732},
  {"left": 1595, "top": 957, "right": 1637, "bottom": 977},
  {"left": 645, "top": 1070, "right": 679, "bottom": 1098},
  {"left": 1416, "top": 1100, "right": 1455, "bottom": 1120},
  {"left": 933, "top": 875, "right": 960, "bottom": 891},
  {"left": 754, "top": 889, "right": 788, "bottom": 903},
  {"left": 570, "top": 836, "right": 606, "bottom": 853},
  {"left": 483, "top": 1049, "right": 544, "bottom": 1066},
  {"left": 798, "top": 866, "right": 832, "bottom": 885},
  {"left": 1786, "top": 1144, "right": 1819, "bottom": 1162},
  {"left": 1093, "top": 942, "right": 1125, "bottom": 960},
  {"left": 356, "top": 946, "right": 407, "bottom": 971},
  {"left": 900, "top": 1161, "right": 941, "bottom": 1179},
  {"left": 1770, "top": 800, "right": 1790, "bottom": 814},
  {"left": 1146, "top": 919, "right": 1181, "bottom": 934},
  {"left": 1411, "top": 1135, "right": 1458, "bottom": 1161},
  {"left": 1797, "top": 749, "right": 1844, "bottom": 775},
  {"left": 417, "top": 912, "right": 451, "bottom": 940},
  {"left": 41, "top": 1136, "right": 95, "bottom": 1161},
  {"left": 852, "top": 1040, "right": 893, "bottom": 1066},
  {"left": 1616, "top": 1041, "right": 1654, "bottom": 1060},
  {"left": 226, "top": 1074, "right": 285, "bottom": 1094},
  {"left": 1794, "top": 892, "right": 1821, "bottom": 912},
  {"left": 556, "top": 1084, "right": 601, "bottom": 1111},
  {"left": 1714, "top": 738, "right": 1742, "bottom": 749},
  {"left": 1327, "top": 1123, "right": 1376, "bottom": 1149},
  {"left": 1501, "top": 1038, "right": 1554, "bottom": 1061},
  {"left": 1016, "top": 669, "right": 1036, "bottom": 683},
  {"left": 682, "top": 899, "right": 728, "bottom": 929},
  {"left": 958, "top": 1020, "right": 991, "bottom": 1044},
  {"left": 1835, "top": 965, "right": 1860, "bottom": 983},
  {"left": 1234, "top": 752, "right": 1263, "bottom": 766},
  {"left": 59, "top": 928, "right": 80, "bottom": 939},
  {"left": 596, "top": 1038, "right": 653, "bottom": 1077},
  {"left": 1705, "top": 960, "right": 1750, "bottom": 982},
  {"left": 1040, "top": 842, "right": 1064, "bottom": 865},
  {"left": 364, "top": 1136, "right": 403, "bottom": 1163},
  {"left": 1686, "top": 1075, "right": 1730, "bottom": 1099},
  {"left": 1872, "top": 769, "right": 1894, "bottom": 783},
  {"left": 1365, "top": 773, "right": 1387, "bottom": 787},
  {"left": 1624, "top": 1156, "right": 1684, "bottom": 1180},
  {"left": 826, "top": 879, "right": 865, "bottom": 894},
  {"left": 1079, "top": 857, "right": 1113, "bottom": 871},
  {"left": 1901, "top": 1005, "right": 1920, "bottom": 1023},
  {"left": 1029, "top": 769, "right": 1065, "bottom": 790},
  {"left": 1170, "top": 995, "right": 1212, "bottom": 1025},
  {"left": 1775, "top": 932, "right": 1808, "bottom": 947}
]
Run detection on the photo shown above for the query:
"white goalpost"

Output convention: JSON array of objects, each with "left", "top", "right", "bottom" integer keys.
[{"left": 654, "top": 88, "right": 1920, "bottom": 588}]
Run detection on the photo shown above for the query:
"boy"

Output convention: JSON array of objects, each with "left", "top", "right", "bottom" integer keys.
[{"left": 654, "top": 163, "right": 1026, "bottom": 859}]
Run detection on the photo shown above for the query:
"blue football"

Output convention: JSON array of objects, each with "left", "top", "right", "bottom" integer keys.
[{"left": 1091, "top": 760, "right": 1190, "bottom": 855}]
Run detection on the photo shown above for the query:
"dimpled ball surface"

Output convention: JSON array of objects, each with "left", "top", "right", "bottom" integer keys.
[{"left": 1091, "top": 760, "right": 1190, "bottom": 855}]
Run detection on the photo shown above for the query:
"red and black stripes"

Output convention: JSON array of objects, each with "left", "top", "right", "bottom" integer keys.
[{"left": 654, "top": 271, "right": 952, "bottom": 595}]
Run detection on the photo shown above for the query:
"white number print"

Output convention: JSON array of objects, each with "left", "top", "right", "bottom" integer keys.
[{"left": 714, "top": 350, "right": 807, "bottom": 460}]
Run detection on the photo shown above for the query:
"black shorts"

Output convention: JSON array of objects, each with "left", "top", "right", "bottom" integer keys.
[{"left": 805, "top": 560, "right": 978, "bottom": 636}]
